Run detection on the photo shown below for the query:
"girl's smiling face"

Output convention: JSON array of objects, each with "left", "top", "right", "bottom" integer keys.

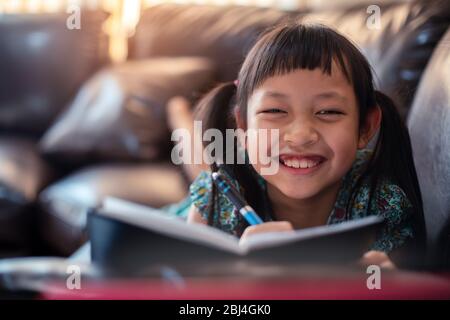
[{"left": 243, "top": 66, "right": 369, "bottom": 201}]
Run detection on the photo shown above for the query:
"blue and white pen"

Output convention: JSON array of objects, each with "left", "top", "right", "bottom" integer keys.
[{"left": 211, "top": 171, "right": 263, "bottom": 225}]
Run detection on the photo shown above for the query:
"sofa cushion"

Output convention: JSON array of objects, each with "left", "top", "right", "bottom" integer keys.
[
  {"left": 0, "top": 11, "right": 109, "bottom": 137},
  {"left": 407, "top": 28, "right": 450, "bottom": 268},
  {"left": 129, "top": 4, "right": 292, "bottom": 81},
  {"left": 39, "top": 57, "right": 216, "bottom": 165},
  {"left": 38, "top": 163, "right": 188, "bottom": 256}
]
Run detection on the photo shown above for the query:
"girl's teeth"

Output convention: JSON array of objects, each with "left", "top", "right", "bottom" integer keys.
[
  {"left": 299, "top": 160, "right": 308, "bottom": 169},
  {"left": 283, "top": 158, "right": 320, "bottom": 169},
  {"left": 308, "top": 161, "right": 318, "bottom": 168}
]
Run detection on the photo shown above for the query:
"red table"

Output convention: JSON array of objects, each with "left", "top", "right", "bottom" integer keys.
[{"left": 40, "top": 270, "right": 450, "bottom": 300}]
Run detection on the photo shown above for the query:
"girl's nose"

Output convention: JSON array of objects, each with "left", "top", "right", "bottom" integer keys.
[{"left": 283, "top": 121, "right": 320, "bottom": 148}]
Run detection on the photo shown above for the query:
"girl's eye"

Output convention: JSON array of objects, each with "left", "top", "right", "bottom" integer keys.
[
  {"left": 261, "top": 108, "right": 286, "bottom": 114},
  {"left": 316, "top": 109, "right": 344, "bottom": 116}
]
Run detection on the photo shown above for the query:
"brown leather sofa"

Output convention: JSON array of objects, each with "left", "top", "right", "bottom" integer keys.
[
  {"left": 0, "top": 10, "right": 109, "bottom": 257},
  {"left": 408, "top": 28, "right": 450, "bottom": 268},
  {"left": 0, "top": 1, "right": 449, "bottom": 268}
]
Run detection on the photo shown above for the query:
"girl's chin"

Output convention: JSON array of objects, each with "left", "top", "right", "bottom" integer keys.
[
  {"left": 282, "top": 192, "right": 319, "bottom": 200},
  {"left": 271, "top": 178, "right": 344, "bottom": 202},
  {"left": 275, "top": 185, "right": 322, "bottom": 200}
]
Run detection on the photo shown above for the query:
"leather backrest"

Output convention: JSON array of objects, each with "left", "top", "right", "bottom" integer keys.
[
  {"left": 0, "top": 11, "right": 109, "bottom": 137},
  {"left": 129, "top": 4, "right": 293, "bottom": 81}
]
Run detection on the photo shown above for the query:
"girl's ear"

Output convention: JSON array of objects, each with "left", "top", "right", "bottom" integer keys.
[{"left": 358, "top": 105, "right": 382, "bottom": 149}]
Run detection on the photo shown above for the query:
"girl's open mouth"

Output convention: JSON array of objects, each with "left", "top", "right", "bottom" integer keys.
[{"left": 278, "top": 154, "right": 326, "bottom": 175}]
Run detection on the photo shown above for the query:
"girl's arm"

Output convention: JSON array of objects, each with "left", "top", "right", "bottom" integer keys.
[{"left": 186, "top": 204, "right": 208, "bottom": 225}]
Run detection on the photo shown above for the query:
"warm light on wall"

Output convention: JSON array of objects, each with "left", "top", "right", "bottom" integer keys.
[
  {"left": 105, "top": 0, "right": 142, "bottom": 63},
  {"left": 0, "top": 0, "right": 306, "bottom": 61}
]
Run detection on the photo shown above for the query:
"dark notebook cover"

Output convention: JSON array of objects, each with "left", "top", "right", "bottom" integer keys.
[{"left": 89, "top": 198, "right": 384, "bottom": 277}]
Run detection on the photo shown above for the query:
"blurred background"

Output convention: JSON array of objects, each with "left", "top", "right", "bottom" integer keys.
[
  {"left": 0, "top": 0, "right": 448, "bottom": 268},
  {"left": 0, "top": 0, "right": 409, "bottom": 63}
]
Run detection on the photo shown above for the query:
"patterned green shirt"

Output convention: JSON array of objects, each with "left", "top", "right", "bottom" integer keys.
[{"left": 170, "top": 150, "right": 415, "bottom": 253}]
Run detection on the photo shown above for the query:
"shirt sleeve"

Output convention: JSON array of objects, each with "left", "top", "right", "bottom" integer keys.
[{"left": 189, "top": 170, "right": 213, "bottom": 222}]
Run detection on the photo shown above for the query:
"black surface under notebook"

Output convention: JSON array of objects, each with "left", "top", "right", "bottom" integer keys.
[{"left": 88, "top": 197, "right": 384, "bottom": 277}]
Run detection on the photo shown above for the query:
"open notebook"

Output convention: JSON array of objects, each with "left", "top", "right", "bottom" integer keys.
[{"left": 88, "top": 197, "right": 384, "bottom": 277}]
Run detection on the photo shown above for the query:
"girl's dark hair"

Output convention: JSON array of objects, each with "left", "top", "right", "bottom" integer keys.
[{"left": 194, "top": 23, "right": 425, "bottom": 266}]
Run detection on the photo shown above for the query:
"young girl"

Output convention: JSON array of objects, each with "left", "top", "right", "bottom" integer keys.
[{"left": 179, "top": 23, "right": 425, "bottom": 269}]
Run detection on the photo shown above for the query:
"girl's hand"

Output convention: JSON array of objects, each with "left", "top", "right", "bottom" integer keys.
[
  {"left": 240, "top": 221, "right": 294, "bottom": 244},
  {"left": 359, "top": 250, "right": 396, "bottom": 270}
]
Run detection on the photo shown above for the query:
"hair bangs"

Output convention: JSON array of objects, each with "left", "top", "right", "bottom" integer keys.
[{"left": 239, "top": 24, "right": 353, "bottom": 97}]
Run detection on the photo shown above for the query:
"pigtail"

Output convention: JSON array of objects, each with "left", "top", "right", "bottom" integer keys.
[
  {"left": 194, "top": 82, "right": 238, "bottom": 145},
  {"left": 193, "top": 82, "right": 237, "bottom": 227},
  {"left": 369, "top": 90, "right": 426, "bottom": 267}
]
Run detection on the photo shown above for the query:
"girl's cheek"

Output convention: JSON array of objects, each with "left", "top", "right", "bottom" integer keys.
[
  {"left": 245, "top": 119, "right": 277, "bottom": 157},
  {"left": 325, "top": 127, "right": 360, "bottom": 171},
  {"left": 245, "top": 134, "right": 272, "bottom": 169},
  {"left": 244, "top": 135, "right": 279, "bottom": 178}
]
